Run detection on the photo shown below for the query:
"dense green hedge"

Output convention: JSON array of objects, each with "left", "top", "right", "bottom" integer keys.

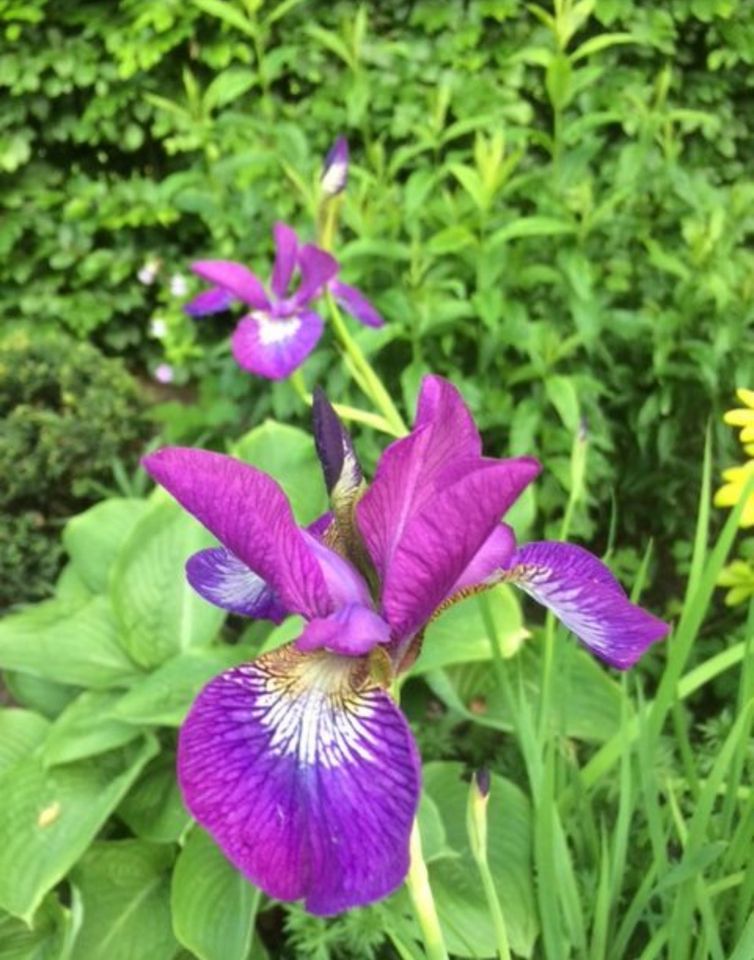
[
  {"left": 3, "top": 0, "right": 754, "bottom": 557},
  {"left": 0, "top": 331, "right": 151, "bottom": 608}
]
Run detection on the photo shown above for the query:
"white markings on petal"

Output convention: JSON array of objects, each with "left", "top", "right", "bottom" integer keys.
[
  {"left": 253, "top": 311, "right": 302, "bottom": 346},
  {"left": 235, "top": 650, "right": 379, "bottom": 769}
]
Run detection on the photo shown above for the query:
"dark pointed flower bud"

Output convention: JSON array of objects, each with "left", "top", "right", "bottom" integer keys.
[
  {"left": 320, "top": 137, "right": 349, "bottom": 197},
  {"left": 312, "top": 387, "right": 362, "bottom": 498}
]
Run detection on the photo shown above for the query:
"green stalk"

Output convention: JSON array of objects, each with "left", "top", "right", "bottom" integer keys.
[
  {"left": 316, "top": 192, "right": 408, "bottom": 436},
  {"left": 405, "top": 820, "right": 449, "bottom": 960}
]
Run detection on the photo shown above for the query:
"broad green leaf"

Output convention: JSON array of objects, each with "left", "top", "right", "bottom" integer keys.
[
  {"left": 71, "top": 841, "right": 177, "bottom": 960},
  {"left": 111, "top": 502, "right": 224, "bottom": 669},
  {"left": 424, "top": 762, "right": 538, "bottom": 958},
  {"left": 118, "top": 753, "right": 190, "bottom": 843},
  {"left": 63, "top": 498, "right": 150, "bottom": 594},
  {"left": 171, "top": 828, "right": 260, "bottom": 960},
  {"left": 417, "top": 793, "right": 454, "bottom": 864},
  {"left": 2, "top": 672, "right": 78, "bottom": 720},
  {"left": 0, "top": 709, "right": 50, "bottom": 775},
  {"left": 411, "top": 587, "right": 527, "bottom": 676},
  {"left": 203, "top": 68, "right": 256, "bottom": 111},
  {"left": 191, "top": 0, "right": 257, "bottom": 38},
  {"left": 426, "top": 224, "right": 477, "bottom": 256},
  {"left": 232, "top": 419, "right": 327, "bottom": 525},
  {"left": 0, "top": 597, "right": 141, "bottom": 689},
  {"left": 0, "top": 737, "right": 157, "bottom": 921},
  {"left": 0, "top": 895, "right": 75, "bottom": 960},
  {"left": 111, "top": 646, "right": 250, "bottom": 727},
  {"left": 430, "top": 638, "right": 624, "bottom": 743},
  {"left": 545, "top": 52, "right": 572, "bottom": 109},
  {"left": 42, "top": 691, "right": 139, "bottom": 766}
]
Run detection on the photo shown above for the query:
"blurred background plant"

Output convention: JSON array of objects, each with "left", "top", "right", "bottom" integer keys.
[
  {"left": 3, "top": 0, "right": 753, "bottom": 562},
  {"left": 0, "top": 330, "right": 152, "bottom": 609}
]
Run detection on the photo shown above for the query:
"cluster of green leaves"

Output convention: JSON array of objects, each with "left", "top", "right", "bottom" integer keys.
[
  {"left": 0, "top": 330, "right": 151, "bottom": 609},
  {"left": 3, "top": 0, "right": 754, "bottom": 550}
]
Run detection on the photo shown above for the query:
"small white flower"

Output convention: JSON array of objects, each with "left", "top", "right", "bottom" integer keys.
[
  {"left": 154, "top": 363, "right": 174, "bottom": 384},
  {"left": 170, "top": 273, "right": 189, "bottom": 297},
  {"left": 149, "top": 316, "right": 168, "bottom": 339},
  {"left": 138, "top": 259, "right": 160, "bottom": 285}
]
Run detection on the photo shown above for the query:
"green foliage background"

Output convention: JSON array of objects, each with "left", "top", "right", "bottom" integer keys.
[
  {"left": 3, "top": 0, "right": 754, "bottom": 958},
  {"left": 3, "top": 0, "right": 754, "bottom": 551}
]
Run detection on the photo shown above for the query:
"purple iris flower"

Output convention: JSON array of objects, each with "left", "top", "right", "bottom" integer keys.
[
  {"left": 184, "top": 222, "right": 382, "bottom": 380},
  {"left": 142, "top": 376, "right": 669, "bottom": 916}
]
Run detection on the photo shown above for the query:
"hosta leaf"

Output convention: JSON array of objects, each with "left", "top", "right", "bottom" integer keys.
[
  {"left": 0, "top": 709, "right": 50, "bottom": 775},
  {"left": 0, "top": 737, "right": 158, "bottom": 922},
  {"left": 63, "top": 498, "right": 150, "bottom": 594},
  {"left": 111, "top": 502, "right": 224, "bottom": 669},
  {"left": 411, "top": 586, "right": 527, "bottom": 676},
  {"left": 171, "top": 827, "right": 260, "bottom": 960},
  {"left": 232, "top": 419, "right": 327, "bottom": 525},
  {"left": 0, "top": 597, "right": 140, "bottom": 690},
  {"left": 0, "top": 895, "right": 76, "bottom": 960},
  {"left": 118, "top": 753, "right": 190, "bottom": 843},
  {"left": 70, "top": 840, "right": 177, "bottom": 960},
  {"left": 42, "top": 691, "right": 139, "bottom": 766},
  {"left": 111, "top": 646, "right": 250, "bottom": 727}
]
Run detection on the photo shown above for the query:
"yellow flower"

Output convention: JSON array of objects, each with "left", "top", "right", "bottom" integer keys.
[
  {"left": 723, "top": 388, "right": 754, "bottom": 435},
  {"left": 714, "top": 461, "right": 754, "bottom": 526}
]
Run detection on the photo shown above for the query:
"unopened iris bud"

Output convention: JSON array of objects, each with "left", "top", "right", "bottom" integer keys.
[
  {"left": 467, "top": 768, "right": 491, "bottom": 862},
  {"left": 312, "top": 386, "right": 362, "bottom": 499},
  {"left": 320, "top": 136, "right": 349, "bottom": 197}
]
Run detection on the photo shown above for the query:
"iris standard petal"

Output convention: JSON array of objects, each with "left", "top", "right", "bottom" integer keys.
[
  {"left": 382, "top": 458, "right": 541, "bottom": 640},
  {"left": 184, "top": 286, "right": 235, "bottom": 316},
  {"left": 294, "top": 245, "right": 339, "bottom": 305},
  {"left": 296, "top": 604, "right": 391, "bottom": 655},
  {"left": 271, "top": 222, "right": 299, "bottom": 299},
  {"left": 505, "top": 541, "right": 670, "bottom": 669},
  {"left": 231, "top": 309, "right": 324, "bottom": 380},
  {"left": 329, "top": 280, "right": 384, "bottom": 329},
  {"left": 357, "top": 375, "right": 484, "bottom": 579},
  {"left": 186, "top": 547, "right": 288, "bottom": 622},
  {"left": 142, "top": 448, "right": 332, "bottom": 620},
  {"left": 178, "top": 645, "right": 420, "bottom": 915},
  {"left": 191, "top": 260, "right": 270, "bottom": 309}
]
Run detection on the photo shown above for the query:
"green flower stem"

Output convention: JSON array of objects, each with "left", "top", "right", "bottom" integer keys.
[
  {"left": 473, "top": 853, "right": 513, "bottom": 960},
  {"left": 326, "top": 292, "right": 408, "bottom": 436},
  {"left": 316, "top": 196, "right": 408, "bottom": 437},
  {"left": 406, "top": 820, "right": 449, "bottom": 960},
  {"left": 289, "top": 369, "right": 398, "bottom": 435}
]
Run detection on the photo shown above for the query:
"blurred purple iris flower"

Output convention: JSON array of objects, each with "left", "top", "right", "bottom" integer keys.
[
  {"left": 143, "top": 376, "right": 668, "bottom": 916},
  {"left": 184, "top": 222, "right": 382, "bottom": 380}
]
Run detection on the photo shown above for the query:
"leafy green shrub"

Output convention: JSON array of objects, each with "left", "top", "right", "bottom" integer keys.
[{"left": 0, "top": 330, "right": 151, "bottom": 608}]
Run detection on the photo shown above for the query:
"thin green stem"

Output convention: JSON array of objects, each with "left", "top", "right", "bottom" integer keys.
[
  {"left": 406, "top": 821, "right": 449, "bottom": 960},
  {"left": 475, "top": 854, "right": 513, "bottom": 960}
]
